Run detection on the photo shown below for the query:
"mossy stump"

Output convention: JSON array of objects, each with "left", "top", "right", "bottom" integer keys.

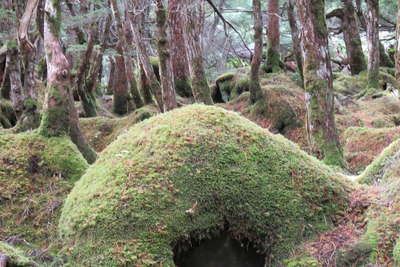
[{"left": 59, "top": 105, "right": 352, "bottom": 266}]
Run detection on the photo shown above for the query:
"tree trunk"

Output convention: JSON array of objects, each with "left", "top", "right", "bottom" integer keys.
[
  {"left": 139, "top": 62, "right": 154, "bottom": 105},
  {"left": 112, "top": 42, "right": 129, "bottom": 115},
  {"left": 298, "top": 0, "right": 344, "bottom": 166},
  {"left": 249, "top": 0, "right": 264, "bottom": 104},
  {"left": 287, "top": 0, "right": 303, "bottom": 83},
  {"left": 264, "top": 0, "right": 281, "bottom": 73},
  {"left": 128, "top": 0, "right": 163, "bottom": 110},
  {"left": 341, "top": 0, "right": 367, "bottom": 75},
  {"left": 39, "top": 0, "right": 97, "bottom": 164},
  {"left": 168, "top": 0, "right": 192, "bottom": 97},
  {"left": 366, "top": 0, "right": 380, "bottom": 89},
  {"left": 76, "top": 31, "right": 97, "bottom": 117},
  {"left": 109, "top": 0, "right": 143, "bottom": 111},
  {"left": 107, "top": 56, "right": 115, "bottom": 95},
  {"left": 155, "top": 0, "right": 177, "bottom": 111},
  {"left": 379, "top": 42, "right": 394, "bottom": 68},
  {"left": 0, "top": 254, "right": 9, "bottom": 267},
  {"left": 396, "top": 0, "right": 400, "bottom": 82},
  {"left": 182, "top": 0, "right": 213, "bottom": 104},
  {"left": 6, "top": 41, "right": 24, "bottom": 117}
]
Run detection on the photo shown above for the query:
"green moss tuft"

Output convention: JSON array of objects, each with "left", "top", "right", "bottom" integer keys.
[
  {"left": 59, "top": 105, "right": 353, "bottom": 266},
  {"left": 0, "top": 242, "right": 35, "bottom": 266}
]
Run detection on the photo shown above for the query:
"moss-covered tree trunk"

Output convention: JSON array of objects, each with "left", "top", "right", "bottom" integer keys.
[
  {"left": 379, "top": 42, "right": 394, "bottom": 68},
  {"left": 168, "top": 0, "right": 192, "bottom": 97},
  {"left": 6, "top": 42, "right": 24, "bottom": 118},
  {"left": 264, "top": 0, "right": 281, "bottom": 73},
  {"left": 39, "top": 0, "right": 96, "bottom": 164},
  {"left": 76, "top": 31, "right": 97, "bottom": 117},
  {"left": 155, "top": 0, "right": 177, "bottom": 111},
  {"left": 249, "top": 0, "right": 264, "bottom": 104},
  {"left": 341, "top": 0, "right": 367, "bottom": 75},
  {"left": 128, "top": 0, "right": 163, "bottom": 111},
  {"left": 182, "top": 0, "right": 213, "bottom": 105},
  {"left": 287, "top": 0, "right": 303, "bottom": 84},
  {"left": 396, "top": 0, "right": 400, "bottom": 82},
  {"left": 109, "top": 0, "right": 143, "bottom": 112},
  {"left": 107, "top": 56, "right": 115, "bottom": 95},
  {"left": 366, "top": 0, "right": 380, "bottom": 89},
  {"left": 298, "top": 0, "right": 344, "bottom": 166}
]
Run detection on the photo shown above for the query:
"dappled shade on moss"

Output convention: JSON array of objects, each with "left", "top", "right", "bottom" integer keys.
[{"left": 59, "top": 105, "right": 353, "bottom": 266}]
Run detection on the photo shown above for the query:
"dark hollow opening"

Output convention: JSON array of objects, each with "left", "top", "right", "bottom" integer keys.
[{"left": 173, "top": 232, "right": 265, "bottom": 267}]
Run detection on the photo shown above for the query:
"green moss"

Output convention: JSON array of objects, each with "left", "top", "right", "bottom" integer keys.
[
  {"left": 0, "top": 133, "right": 88, "bottom": 259},
  {"left": 263, "top": 47, "right": 282, "bottom": 73},
  {"left": 59, "top": 105, "right": 353, "bottom": 266},
  {"left": 394, "top": 238, "right": 400, "bottom": 265},
  {"left": 0, "top": 242, "right": 35, "bottom": 266},
  {"left": 0, "top": 99, "right": 17, "bottom": 128},
  {"left": 284, "top": 253, "right": 320, "bottom": 267}
]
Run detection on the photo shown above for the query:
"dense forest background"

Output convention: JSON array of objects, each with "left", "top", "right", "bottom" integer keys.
[{"left": 2, "top": 0, "right": 400, "bottom": 266}]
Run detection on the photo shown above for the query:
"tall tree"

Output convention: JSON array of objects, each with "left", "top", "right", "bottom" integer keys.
[
  {"left": 182, "top": 0, "right": 213, "bottom": 104},
  {"left": 264, "top": 0, "right": 282, "bottom": 73},
  {"left": 39, "top": 0, "right": 96, "bottom": 163},
  {"left": 168, "top": 0, "right": 192, "bottom": 97},
  {"left": 298, "top": 0, "right": 344, "bottom": 166},
  {"left": 154, "top": 0, "right": 177, "bottom": 111},
  {"left": 249, "top": 0, "right": 264, "bottom": 104},
  {"left": 366, "top": 0, "right": 380, "bottom": 90},
  {"left": 287, "top": 0, "right": 303, "bottom": 83}
]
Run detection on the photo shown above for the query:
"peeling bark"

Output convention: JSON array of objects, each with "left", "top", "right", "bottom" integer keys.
[{"left": 298, "top": 0, "right": 344, "bottom": 166}]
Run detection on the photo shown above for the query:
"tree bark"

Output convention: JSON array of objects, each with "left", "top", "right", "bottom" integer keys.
[
  {"left": 139, "top": 62, "right": 154, "bottom": 105},
  {"left": 182, "top": 0, "right": 213, "bottom": 104},
  {"left": 168, "top": 0, "right": 192, "bottom": 97},
  {"left": 0, "top": 254, "right": 9, "bottom": 267},
  {"left": 155, "top": 0, "right": 177, "bottom": 111},
  {"left": 298, "top": 0, "right": 344, "bottom": 166},
  {"left": 249, "top": 0, "right": 264, "bottom": 104},
  {"left": 264, "top": 0, "right": 281, "bottom": 73},
  {"left": 366, "top": 0, "right": 380, "bottom": 89},
  {"left": 128, "top": 0, "right": 163, "bottom": 110},
  {"left": 39, "top": 0, "right": 97, "bottom": 164},
  {"left": 112, "top": 42, "right": 130, "bottom": 115},
  {"left": 341, "top": 0, "right": 367, "bottom": 75},
  {"left": 287, "top": 0, "right": 303, "bottom": 83}
]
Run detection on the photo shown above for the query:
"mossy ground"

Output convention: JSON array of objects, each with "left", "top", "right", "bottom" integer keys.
[
  {"left": 0, "top": 241, "right": 35, "bottom": 266},
  {"left": 59, "top": 105, "right": 353, "bottom": 266},
  {"left": 0, "top": 132, "right": 88, "bottom": 264},
  {"left": 80, "top": 104, "right": 158, "bottom": 152},
  {"left": 343, "top": 127, "right": 400, "bottom": 174}
]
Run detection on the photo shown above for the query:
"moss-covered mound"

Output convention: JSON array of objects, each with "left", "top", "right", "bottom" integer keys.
[
  {"left": 0, "top": 133, "right": 88, "bottom": 262},
  {"left": 80, "top": 105, "right": 158, "bottom": 152},
  {"left": 0, "top": 99, "right": 17, "bottom": 128},
  {"left": 59, "top": 105, "right": 352, "bottom": 266},
  {"left": 221, "top": 73, "right": 307, "bottom": 148},
  {"left": 343, "top": 127, "right": 400, "bottom": 173},
  {"left": 213, "top": 68, "right": 250, "bottom": 102}
]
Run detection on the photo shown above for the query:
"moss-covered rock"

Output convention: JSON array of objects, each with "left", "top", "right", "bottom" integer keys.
[
  {"left": 213, "top": 68, "right": 250, "bottom": 102},
  {"left": 0, "top": 99, "right": 17, "bottom": 128},
  {"left": 0, "top": 133, "right": 88, "bottom": 262},
  {"left": 59, "top": 105, "right": 353, "bottom": 266},
  {"left": 80, "top": 105, "right": 158, "bottom": 152}
]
